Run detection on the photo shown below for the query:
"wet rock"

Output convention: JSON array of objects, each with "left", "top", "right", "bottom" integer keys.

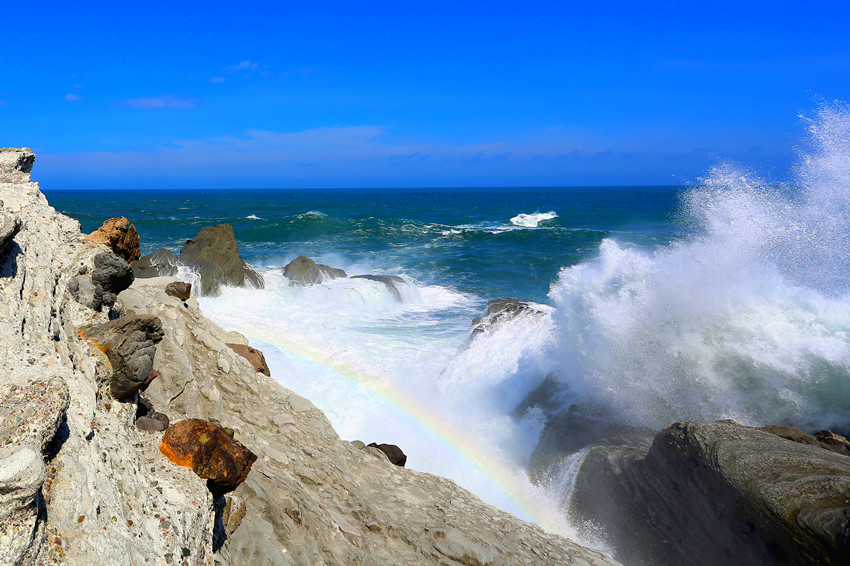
[
  {"left": 571, "top": 420, "right": 850, "bottom": 566},
  {"left": 282, "top": 255, "right": 346, "bottom": 285},
  {"left": 471, "top": 298, "right": 546, "bottom": 336},
  {"left": 165, "top": 281, "right": 192, "bottom": 301},
  {"left": 78, "top": 315, "right": 164, "bottom": 400},
  {"left": 352, "top": 274, "right": 407, "bottom": 300},
  {"left": 85, "top": 217, "right": 141, "bottom": 262},
  {"left": 179, "top": 224, "right": 263, "bottom": 296},
  {"left": 226, "top": 343, "right": 270, "bottom": 376},
  {"left": 159, "top": 419, "right": 257, "bottom": 495},
  {"left": 132, "top": 248, "right": 179, "bottom": 278},
  {"left": 367, "top": 443, "right": 407, "bottom": 467},
  {"left": 0, "top": 147, "right": 35, "bottom": 183}
]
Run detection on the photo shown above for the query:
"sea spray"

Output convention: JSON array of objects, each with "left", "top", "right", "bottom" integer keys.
[{"left": 547, "top": 103, "right": 850, "bottom": 432}]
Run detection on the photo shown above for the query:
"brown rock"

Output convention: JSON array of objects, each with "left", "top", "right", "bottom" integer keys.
[
  {"left": 85, "top": 217, "right": 141, "bottom": 262},
  {"left": 367, "top": 443, "right": 407, "bottom": 467},
  {"left": 165, "top": 281, "right": 192, "bottom": 301},
  {"left": 814, "top": 430, "right": 850, "bottom": 456},
  {"left": 159, "top": 419, "right": 257, "bottom": 495},
  {"left": 226, "top": 343, "right": 270, "bottom": 376},
  {"left": 136, "top": 416, "right": 168, "bottom": 432}
]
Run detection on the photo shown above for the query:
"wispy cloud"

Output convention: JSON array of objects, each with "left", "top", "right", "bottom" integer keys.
[
  {"left": 65, "top": 93, "right": 81, "bottom": 101},
  {"left": 210, "top": 77, "right": 226, "bottom": 83},
  {"left": 223, "top": 60, "right": 260, "bottom": 73},
  {"left": 121, "top": 95, "right": 197, "bottom": 109}
]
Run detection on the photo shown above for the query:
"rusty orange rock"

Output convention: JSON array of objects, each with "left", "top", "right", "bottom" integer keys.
[
  {"left": 226, "top": 343, "right": 271, "bottom": 376},
  {"left": 160, "top": 419, "right": 257, "bottom": 495},
  {"left": 85, "top": 217, "right": 141, "bottom": 262}
]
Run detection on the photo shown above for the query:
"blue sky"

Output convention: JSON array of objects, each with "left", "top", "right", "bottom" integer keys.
[{"left": 2, "top": 1, "right": 849, "bottom": 188}]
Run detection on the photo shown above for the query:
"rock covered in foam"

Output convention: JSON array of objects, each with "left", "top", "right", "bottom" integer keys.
[
  {"left": 352, "top": 274, "right": 407, "bottom": 300},
  {"left": 85, "top": 217, "right": 141, "bottom": 262},
  {"left": 179, "top": 224, "right": 263, "bottom": 296},
  {"left": 282, "top": 254, "right": 347, "bottom": 285},
  {"left": 471, "top": 297, "right": 547, "bottom": 336},
  {"left": 133, "top": 247, "right": 179, "bottom": 278}
]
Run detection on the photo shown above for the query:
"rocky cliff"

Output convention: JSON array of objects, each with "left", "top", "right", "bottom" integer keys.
[{"left": 0, "top": 147, "right": 618, "bottom": 565}]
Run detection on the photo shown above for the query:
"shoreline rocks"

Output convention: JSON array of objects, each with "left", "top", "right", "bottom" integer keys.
[
  {"left": 85, "top": 216, "right": 140, "bottom": 262},
  {"left": 133, "top": 247, "right": 179, "bottom": 278},
  {"left": 283, "top": 254, "right": 347, "bottom": 285},
  {"left": 180, "top": 224, "right": 264, "bottom": 296}
]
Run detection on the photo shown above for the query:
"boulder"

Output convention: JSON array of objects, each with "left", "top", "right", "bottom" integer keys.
[
  {"left": 69, "top": 252, "right": 135, "bottom": 311},
  {"left": 0, "top": 210, "right": 21, "bottom": 257},
  {"left": 226, "top": 343, "right": 270, "bottom": 376},
  {"left": 78, "top": 315, "right": 164, "bottom": 400},
  {"left": 0, "top": 147, "right": 35, "bottom": 183},
  {"left": 132, "top": 248, "right": 179, "bottom": 278},
  {"left": 282, "top": 255, "right": 346, "bottom": 285},
  {"left": 571, "top": 420, "right": 850, "bottom": 566},
  {"left": 135, "top": 416, "right": 168, "bottom": 432},
  {"left": 159, "top": 419, "right": 257, "bottom": 495},
  {"left": 471, "top": 298, "right": 546, "bottom": 336},
  {"left": 179, "top": 224, "right": 263, "bottom": 296},
  {"left": 352, "top": 274, "right": 407, "bottom": 300},
  {"left": 85, "top": 217, "right": 141, "bottom": 262},
  {"left": 367, "top": 443, "right": 407, "bottom": 467},
  {"left": 165, "top": 281, "right": 192, "bottom": 301}
]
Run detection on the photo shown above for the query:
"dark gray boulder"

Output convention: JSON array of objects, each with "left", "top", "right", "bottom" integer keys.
[
  {"left": 78, "top": 315, "right": 164, "bottom": 400},
  {"left": 179, "top": 225, "right": 263, "bottom": 296},
  {"left": 132, "top": 248, "right": 179, "bottom": 278},
  {"left": 569, "top": 419, "right": 850, "bottom": 566},
  {"left": 367, "top": 443, "right": 407, "bottom": 467},
  {"left": 352, "top": 274, "right": 407, "bottom": 300},
  {"left": 282, "top": 255, "right": 346, "bottom": 285},
  {"left": 68, "top": 252, "right": 134, "bottom": 311}
]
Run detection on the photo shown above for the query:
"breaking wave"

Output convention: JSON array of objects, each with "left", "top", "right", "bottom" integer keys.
[{"left": 510, "top": 211, "right": 559, "bottom": 227}]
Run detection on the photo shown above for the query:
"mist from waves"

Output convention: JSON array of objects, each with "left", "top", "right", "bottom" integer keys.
[
  {"left": 547, "top": 102, "right": 850, "bottom": 433},
  {"left": 199, "top": 264, "right": 579, "bottom": 536}
]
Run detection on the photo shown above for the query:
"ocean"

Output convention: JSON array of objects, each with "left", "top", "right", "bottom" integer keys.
[{"left": 44, "top": 104, "right": 850, "bottom": 545}]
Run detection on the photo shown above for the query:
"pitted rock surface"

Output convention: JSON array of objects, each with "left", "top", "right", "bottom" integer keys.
[{"left": 85, "top": 216, "right": 141, "bottom": 262}]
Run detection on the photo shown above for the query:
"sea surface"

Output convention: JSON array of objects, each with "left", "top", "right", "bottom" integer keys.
[{"left": 45, "top": 104, "right": 850, "bottom": 547}]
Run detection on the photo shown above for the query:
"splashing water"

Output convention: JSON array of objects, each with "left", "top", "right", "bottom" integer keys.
[
  {"left": 510, "top": 211, "right": 559, "bottom": 227},
  {"left": 548, "top": 103, "right": 850, "bottom": 431}
]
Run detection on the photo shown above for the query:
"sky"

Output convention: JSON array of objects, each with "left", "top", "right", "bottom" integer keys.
[{"left": 2, "top": 1, "right": 849, "bottom": 188}]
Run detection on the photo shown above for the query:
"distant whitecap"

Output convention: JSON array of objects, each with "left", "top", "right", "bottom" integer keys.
[{"left": 509, "top": 211, "right": 558, "bottom": 227}]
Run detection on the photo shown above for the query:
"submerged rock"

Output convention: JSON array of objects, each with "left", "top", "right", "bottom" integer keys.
[
  {"left": 352, "top": 274, "right": 407, "bottom": 300},
  {"left": 85, "top": 217, "right": 141, "bottom": 262},
  {"left": 226, "top": 343, "right": 270, "bottom": 376},
  {"left": 471, "top": 297, "right": 546, "bottom": 336},
  {"left": 78, "top": 315, "right": 164, "bottom": 400},
  {"left": 282, "top": 255, "right": 346, "bottom": 285},
  {"left": 179, "top": 224, "right": 263, "bottom": 296},
  {"left": 132, "top": 247, "right": 179, "bottom": 278},
  {"left": 160, "top": 419, "right": 257, "bottom": 495},
  {"left": 571, "top": 419, "right": 850, "bottom": 566}
]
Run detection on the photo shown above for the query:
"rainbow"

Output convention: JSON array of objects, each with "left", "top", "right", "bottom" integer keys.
[{"left": 242, "top": 325, "right": 569, "bottom": 535}]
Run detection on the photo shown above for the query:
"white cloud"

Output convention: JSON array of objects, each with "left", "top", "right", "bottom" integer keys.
[
  {"left": 65, "top": 93, "right": 81, "bottom": 101},
  {"left": 121, "top": 95, "right": 197, "bottom": 109},
  {"left": 223, "top": 60, "right": 260, "bottom": 73},
  {"left": 210, "top": 77, "right": 226, "bottom": 83}
]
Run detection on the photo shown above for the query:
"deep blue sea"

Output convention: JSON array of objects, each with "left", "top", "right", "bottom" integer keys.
[{"left": 46, "top": 186, "right": 683, "bottom": 304}]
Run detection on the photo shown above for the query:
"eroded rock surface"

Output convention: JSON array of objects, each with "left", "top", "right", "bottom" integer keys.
[
  {"left": 570, "top": 420, "right": 850, "bottom": 566},
  {"left": 85, "top": 217, "right": 141, "bottom": 262},
  {"left": 180, "top": 224, "right": 263, "bottom": 296},
  {"left": 0, "top": 147, "right": 35, "bottom": 183}
]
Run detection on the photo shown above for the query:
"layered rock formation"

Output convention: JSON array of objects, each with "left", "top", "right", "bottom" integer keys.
[
  {"left": 569, "top": 420, "right": 850, "bottom": 566},
  {"left": 0, "top": 149, "right": 618, "bottom": 565},
  {"left": 85, "top": 217, "right": 140, "bottom": 262}
]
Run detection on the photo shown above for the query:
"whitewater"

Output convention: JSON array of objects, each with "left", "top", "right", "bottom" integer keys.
[{"left": 48, "top": 102, "right": 850, "bottom": 548}]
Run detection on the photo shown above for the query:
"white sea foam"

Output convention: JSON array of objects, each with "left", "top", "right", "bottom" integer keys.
[
  {"left": 510, "top": 211, "right": 558, "bottom": 227},
  {"left": 548, "top": 103, "right": 850, "bottom": 431},
  {"left": 246, "top": 214, "right": 264, "bottom": 220}
]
